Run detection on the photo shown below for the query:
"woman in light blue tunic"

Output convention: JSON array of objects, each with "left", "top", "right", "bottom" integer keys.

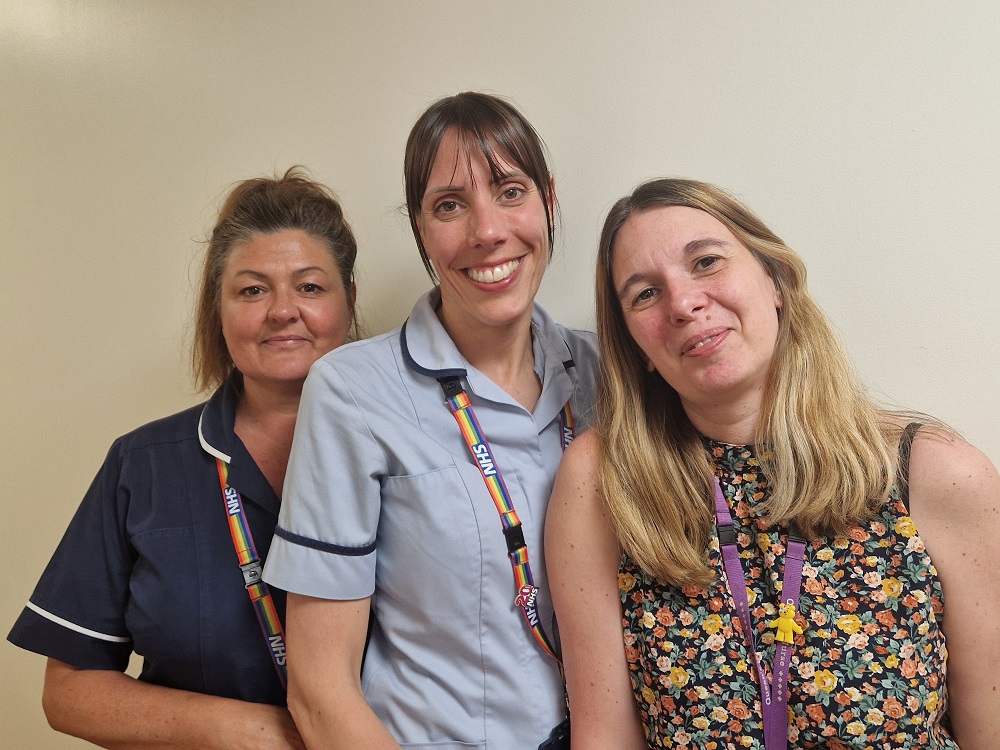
[{"left": 263, "top": 92, "right": 598, "bottom": 749}]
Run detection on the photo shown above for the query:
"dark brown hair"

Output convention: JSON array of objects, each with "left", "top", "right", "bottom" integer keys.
[
  {"left": 192, "top": 167, "right": 358, "bottom": 391},
  {"left": 403, "top": 91, "right": 556, "bottom": 281}
]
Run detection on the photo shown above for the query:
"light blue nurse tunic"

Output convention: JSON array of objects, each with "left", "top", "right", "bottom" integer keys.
[{"left": 264, "top": 289, "right": 598, "bottom": 749}]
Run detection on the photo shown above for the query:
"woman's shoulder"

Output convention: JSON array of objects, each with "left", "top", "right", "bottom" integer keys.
[
  {"left": 908, "top": 425, "right": 999, "bottom": 521},
  {"left": 305, "top": 328, "right": 406, "bottom": 386},
  {"left": 529, "top": 299, "right": 598, "bottom": 364},
  {"left": 551, "top": 429, "right": 604, "bottom": 515},
  {"left": 551, "top": 321, "right": 598, "bottom": 359},
  {"left": 565, "top": 426, "right": 602, "bottom": 464},
  {"left": 316, "top": 326, "right": 402, "bottom": 366},
  {"left": 110, "top": 401, "right": 206, "bottom": 456}
]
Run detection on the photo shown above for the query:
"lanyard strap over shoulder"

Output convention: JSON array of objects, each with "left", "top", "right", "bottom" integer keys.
[
  {"left": 215, "top": 458, "right": 288, "bottom": 688},
  {"left": 713, "top": 477, "right": 806, "bottom": 750},
  {"left": 438, "top": 376, "right": 574, "bottom": 662}
]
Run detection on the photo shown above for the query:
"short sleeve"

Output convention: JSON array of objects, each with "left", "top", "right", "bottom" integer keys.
[
  {"left": 263, "top": 357, "right": 385, "bottom": 601},
  {"left": 7, "top": 440, "right": 134, "bottom": 670}
]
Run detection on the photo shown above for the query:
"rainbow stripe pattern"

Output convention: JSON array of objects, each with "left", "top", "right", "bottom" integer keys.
[
  {"left": 442, "top": 383, "right": 575, "bottom": 662},
  {"left": 216, "top": 459, "right": 288, "bottom": 687}
]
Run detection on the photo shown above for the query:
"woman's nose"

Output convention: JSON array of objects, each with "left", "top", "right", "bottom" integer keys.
[
  {"left": 268, "top": 288, "right": 299, "bottom": 322},
  {"left": 468, "top": 202, "right": 509, "bottom": 248},
  {"left": 666, "top": 278, "right": 707, "bottom": 324}
]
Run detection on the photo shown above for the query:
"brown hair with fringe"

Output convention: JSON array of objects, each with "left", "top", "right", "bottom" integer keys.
[{"left": 403, "top": 91, "right": 557, "bottom": 282}]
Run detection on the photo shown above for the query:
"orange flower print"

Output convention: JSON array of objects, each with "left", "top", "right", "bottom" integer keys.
[
  {"left": 656, "top": 607, "right": 676, "bottom": 627},
  {"left": 727, "top": 697, "right": 751, "bottom": 720},
  {"left": 806, "top": 703, "right": 826, "bottom": 723},
  {"left": 875, "top": 610, "right": 897, "bottom": 628},
  {"left": 804, "top": 577, "right": 825, "bottom": 595},
  {"left": 617, "top": 440, "right": 952, "bottom": 747},
  {"left": 849, "top": 527, "right": 869, "bottom": 543},
  {"left": 883, "top": 695, "right": 906, "bottom": 718}
]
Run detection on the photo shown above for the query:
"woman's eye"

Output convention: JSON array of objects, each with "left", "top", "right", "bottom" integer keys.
[
  {"left": 501, "top": 186, "right": 525, "bottom": 201},
  {"left": 696, "top": 255, "right": 719, "bottom": 270},
  {"left": 434, "top": 200, "right": 460, "bottom": 215},
  {"left": 633, "top": 288, "right": 656, "bottom": 305},
  {"left": 239, "top": 285, "right": 265, "bottom": 297},
  {"left": 299, "top": 283, "right": 323, "bottom": 294}
]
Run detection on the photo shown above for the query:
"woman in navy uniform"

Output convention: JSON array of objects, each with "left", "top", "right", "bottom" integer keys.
[{"left": 9, "top": 167, "right": 359, "bottom": 748}]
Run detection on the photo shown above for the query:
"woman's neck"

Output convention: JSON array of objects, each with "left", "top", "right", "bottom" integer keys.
[
  {"left": 234, "top": 378, "right": 302, "bottom": 497},
  {"left": 437, "top": 306, "right": 541, "bottom": 412},
  {"left": 682, "top": 390, "right": 763, "bottom": 446}
]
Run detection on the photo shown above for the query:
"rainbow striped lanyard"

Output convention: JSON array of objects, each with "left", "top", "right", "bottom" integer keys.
[
  {"left": 438, "top": 376, "right": 575, "bottom": 662},
  {"left": 215, "top": 458, "right": 288, "bottom": 688}
]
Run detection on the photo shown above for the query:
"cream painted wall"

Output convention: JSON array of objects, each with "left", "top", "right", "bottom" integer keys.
[{"left": 2, "top": 2, "right": 997, "bottom": 746}]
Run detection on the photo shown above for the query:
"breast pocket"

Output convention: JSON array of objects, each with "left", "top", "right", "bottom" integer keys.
[{"left": 379, "top": 466, "right": 484, "bottom": 613}]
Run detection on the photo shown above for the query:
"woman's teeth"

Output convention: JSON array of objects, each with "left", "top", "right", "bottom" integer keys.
[
  {"left": 466, "top": 258, "right": 520, "bottom": 283},
  {"left": 691, "top": 335, "right": 717, "bottom": 349}
]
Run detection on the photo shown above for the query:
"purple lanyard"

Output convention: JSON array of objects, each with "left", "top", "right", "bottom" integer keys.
[{"left": 713, "top": 478, "right": 806, "bottom": 750}]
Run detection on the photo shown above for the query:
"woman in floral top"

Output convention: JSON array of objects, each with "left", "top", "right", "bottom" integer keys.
[{"left": 546, "top": 178, "right": 1000, "bottom": 749}]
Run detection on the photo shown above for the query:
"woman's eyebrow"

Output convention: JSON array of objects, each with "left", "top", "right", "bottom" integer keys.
[
  {"left": 617, "top": 271, "right": 649, "bottom": 301},
  {"left": 683, "top": 237, "right": 731, "bottom": 255}
]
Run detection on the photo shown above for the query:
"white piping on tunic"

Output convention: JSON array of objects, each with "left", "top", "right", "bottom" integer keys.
[
  {"left": 197, "top": 409, "right": 231, "bottom": 463},
  {"left": 25, "top": 601, "right": 130, "bottom": 643}
]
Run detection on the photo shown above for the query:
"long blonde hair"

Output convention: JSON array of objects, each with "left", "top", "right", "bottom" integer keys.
[{"left": 596, "top": 178, "right": 897, "bottom": 587}]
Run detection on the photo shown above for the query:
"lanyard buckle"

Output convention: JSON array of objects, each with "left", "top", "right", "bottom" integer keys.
[
  {"left": 717, "top": 522, "right": 737, "bottom": 548},
  {"left": 240, "top": 560, "right": 263, "bottom": 588},
  {"left": 503, "top": 524, "right": 526, "bottom": 555}
]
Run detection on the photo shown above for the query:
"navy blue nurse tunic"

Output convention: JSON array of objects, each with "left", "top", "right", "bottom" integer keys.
[{"left": 8, "top": 374, "right": 287, "bottom": 705}]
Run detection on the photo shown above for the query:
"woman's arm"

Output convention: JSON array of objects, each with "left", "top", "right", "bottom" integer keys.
[
  {"left": 43, "top": 659, "right": 304, "bottom": 750},
  {"left": 907, "top": 428, "right": 1000, "bottom": 749},
  {"left": 284, "top": 593, "right": 399, "bottom": 750},
  {"left": 545, "top": 431, "right": 647, "bottom": 750}
]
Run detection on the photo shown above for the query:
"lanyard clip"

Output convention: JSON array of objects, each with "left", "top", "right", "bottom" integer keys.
[
  {"left": 438, "top": 376, "right": 464, "bottom": 399},
  {"left": 503, "top": 524, "right": 526, "bottom": 555},
  {"left": 240, "top": 560, "right": 263, "bottom": 588},
  {"left": 717, "top": 522, "right": 737, "bottom": 548}
]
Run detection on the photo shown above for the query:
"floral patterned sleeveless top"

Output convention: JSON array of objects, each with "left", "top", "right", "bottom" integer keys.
[{"left": 619, "top": 434, "right": 956, "bottom": 748}]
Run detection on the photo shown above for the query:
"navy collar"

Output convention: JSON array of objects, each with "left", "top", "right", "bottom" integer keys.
[
  {"left": 399, "top": 290, "right": 578, "bottom": 427},
  {"left": 197, "top": 373, "right": 280, "bottom": 516}
]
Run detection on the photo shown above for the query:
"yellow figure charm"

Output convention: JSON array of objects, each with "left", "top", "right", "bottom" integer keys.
[{"left": 769, "top": 603, "right": 803, "bottom": 645}]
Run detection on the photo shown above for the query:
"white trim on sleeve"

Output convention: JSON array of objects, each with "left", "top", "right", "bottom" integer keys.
[{"left": 25, "top": 601, "right": 131, "bottom": 643}]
